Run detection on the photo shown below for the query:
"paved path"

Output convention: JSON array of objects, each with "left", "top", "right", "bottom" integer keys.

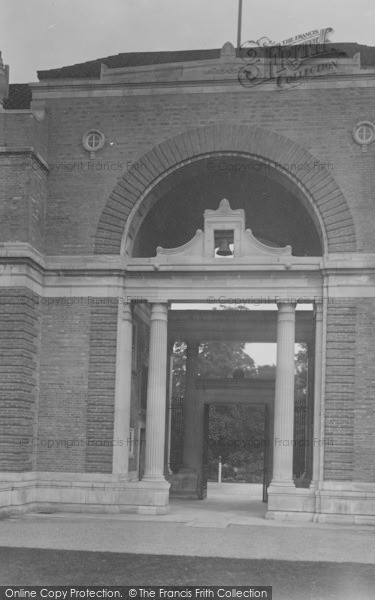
[{"left": 1, "top": 483, "right": 374, "bottom": 564}]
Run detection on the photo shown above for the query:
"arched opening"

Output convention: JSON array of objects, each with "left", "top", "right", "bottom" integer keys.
[
  {"left": 97, "top": 124, "right": 356, "bottom": 255},
  {"left": 130, "top": 155, "right": 324, "bottom": 258}
]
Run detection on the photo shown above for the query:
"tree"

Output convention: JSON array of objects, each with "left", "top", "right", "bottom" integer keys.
[
  {"left": 295, "top": 343, "right": 308, "bottom": 403},
  {"left": 172, "top": 339, "right": 257, "bottom": 396},
  {"left": 198, "top": 341, "right": 256, "bottom": 378},
  {"left": 171, "top": 341, "right": 187, "bottom": 397},
  {"left": 255, "top": 364, "right": 276, "bottom": 379},
  {"left": 208, "top": 403, "right": 265, "bottom": 482}
]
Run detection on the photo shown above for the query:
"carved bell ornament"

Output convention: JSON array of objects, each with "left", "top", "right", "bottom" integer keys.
[{"left": 216, "top": 238, "right": 233, "bottom": 256}]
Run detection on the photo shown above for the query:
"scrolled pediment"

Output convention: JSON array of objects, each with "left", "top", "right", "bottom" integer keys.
[{"left": 153, "top": 199, "right": 292, "bottom": 264}]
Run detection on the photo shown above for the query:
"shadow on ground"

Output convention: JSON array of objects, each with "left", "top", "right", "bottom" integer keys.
[{"left": 1, "top": 547, "right": 375, "bottom": 600}]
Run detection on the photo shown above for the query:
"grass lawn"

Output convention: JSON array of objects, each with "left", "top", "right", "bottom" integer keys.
[{"left": 0, "top": 547, "right": 374, "bottom": 600}]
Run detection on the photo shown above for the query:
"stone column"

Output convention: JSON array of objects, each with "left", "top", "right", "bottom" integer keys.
[
  {"left": 270, "top": 302, "right": 296, "bottom": 488},
  {"left": 142, "top": 303, "right": 168, "bottom": 483},
  {"left": 112, "top": 302, "right": 133, "bottom": 477},
  {"left": 310, "top": 304, "right": 323, "bottom": 489},
  {"left": 182, "top": 340, "right": 200, "bottom": 471}
]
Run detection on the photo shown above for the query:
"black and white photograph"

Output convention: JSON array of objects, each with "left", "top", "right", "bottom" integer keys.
[{"left": 0, "top": 1, "right": 375, "bottom": 598}]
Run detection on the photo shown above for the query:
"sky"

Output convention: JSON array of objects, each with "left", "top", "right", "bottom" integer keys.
[
  {"left": 1, "top": 0, "right": 375, "bottom": 83},
  {"left": 246, "top": 343, "right": 276, "bottom": 367}
]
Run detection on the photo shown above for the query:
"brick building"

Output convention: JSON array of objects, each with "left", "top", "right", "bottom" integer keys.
[{"left": 0, "top": 41, "right": 375, "bottom": 522}]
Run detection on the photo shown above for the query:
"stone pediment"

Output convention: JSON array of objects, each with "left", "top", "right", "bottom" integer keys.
[{"left": 153, "top": 199, "right": 291, "bottom": 264}]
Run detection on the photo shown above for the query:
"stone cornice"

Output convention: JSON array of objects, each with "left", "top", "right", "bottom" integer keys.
[
  {"left": 30, "top": 73, "right": 375, "bottom": 100},
  {"left": 0, "top": 146, "right": 49, "bottom": 169},
  {"left": 1, "top": 245, "right": 375, "bottom": 275},
  {"left": 0, "top": 108, "right": 43, "bottom": 120}
]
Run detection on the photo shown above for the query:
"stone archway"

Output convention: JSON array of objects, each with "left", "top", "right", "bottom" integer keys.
[{"left": 94, "top": 123, "right": 356, "bottom": 255}]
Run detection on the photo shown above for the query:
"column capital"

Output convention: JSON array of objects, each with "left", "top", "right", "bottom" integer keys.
[
  {"left": 150, "top": 302, "right": 168, "bottom": 321},
  {"left": 276, "top": 302, "right": 297, "bottom": 324},
  {"left": 276, "top": 301, "right": 297, "bottom": 311}
]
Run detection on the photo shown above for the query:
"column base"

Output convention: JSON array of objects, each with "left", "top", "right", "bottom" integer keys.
[
  {"left": 141, "top": 476, "right": 168, "bottom": 484},
  {"left": 267, "top": 482, "right": 315, "bottom": 514},
  {"left": 0, "top": 472, "right": 170, "bottom": 518},
  {"left": 268, "top": 479, "right": 295, "bottom": 489}
]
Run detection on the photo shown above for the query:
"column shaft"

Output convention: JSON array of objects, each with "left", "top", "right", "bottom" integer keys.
[
  {"left": 112, "top": 302, "right": 133, "bottom": 476},
  {"left": 271, "top": 302, "right": 296, "bottom": 487},
  {"left": 142, "top": 303, "right": 168, "bottom": 482}
]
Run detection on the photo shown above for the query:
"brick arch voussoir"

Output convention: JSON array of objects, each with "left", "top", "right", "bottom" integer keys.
[{"left": 94, "top": 124, "right": 356, "bottom": 255}]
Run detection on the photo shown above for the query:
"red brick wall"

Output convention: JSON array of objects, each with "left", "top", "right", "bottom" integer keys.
[
  {"left": 324, "top": 299, "right": 357, "bottom": 480},
  {"left": 40, "top": 86, "right": 374, "bottom": 255},
  {"left": 37, "top": 299, "right": 90, "bottom": 472},
  {"left": 0, "top": 289, "right": 40, "bottom": 471},
  {"left": 0, "top": 157, "right": 30, "bottom": 244},
  {"left": 36, "top": 300, "right": 146, "bottom": 475},
  {"left": 353, "top": 299, "right": 375, "bottom": 482},
  {"left": 0, "top": 111, "right": 47, "bottom": 252},
  {"left": 1, "top": 84, "right": 373, "bottom": 255},
  {"left": 0, "top": 159, "right": 46, "bottom": 252},
  {"left": 0, "top": 111, "right": 48, "bottom": 155},
  {"left": 85, "top": 301, "right": 117, "bottom": 473},
  {"left": 28, "top": 158, "right": 47, "bottom": 252},
  {"left": 323, "top": 298, "right": 375, "bottom": 483}
]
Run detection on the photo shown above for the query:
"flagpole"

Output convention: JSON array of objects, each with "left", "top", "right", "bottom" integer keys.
[{"left": 237, "top": 0, "right": 243, "bottom": 53}]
